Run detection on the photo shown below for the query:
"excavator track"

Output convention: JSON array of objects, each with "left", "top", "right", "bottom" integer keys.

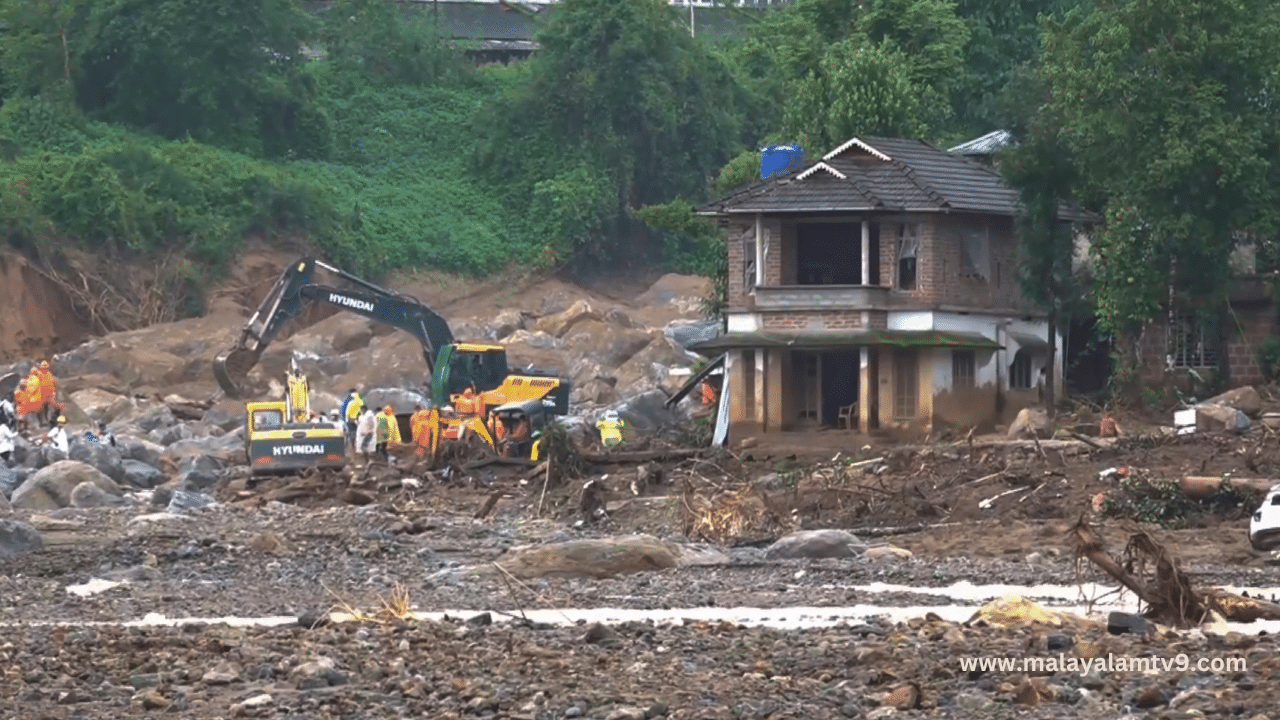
[{"left": 213, "top": 347, "right": 261, "bottom": 399}]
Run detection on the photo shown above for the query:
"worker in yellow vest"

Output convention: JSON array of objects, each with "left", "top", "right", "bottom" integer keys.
[{"left": 596, "top": 410, "right": 624, "bottom": 449}]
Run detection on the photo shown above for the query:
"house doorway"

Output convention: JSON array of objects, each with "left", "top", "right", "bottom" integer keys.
[
  {"left": 820, "top": 349, "right": 859, "bottom": 428},
  {"left": 796, "top": 222, "right": 879, "bottom": 285}
]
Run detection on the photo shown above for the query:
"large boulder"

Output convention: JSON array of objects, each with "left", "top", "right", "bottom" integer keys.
[
  {"left": 603, "top": 390, "right": 679, "bottom": 432},
  {"left": 0, "top": 465, "right": 21, "bottom": 499},
  {"left": 763, "top": 529, "right": 868, "bottom": 561},
  {"left": 0, "top": 519, "right": 43, "bottom": 558},
  {"left": 1203, "top": 386, "right": 1263, "bottom": 419},
  {"left": 150, "top": 423, "right": 193, "bottom": 446},
  {"left": 201, "top": 399, "right": 247, "bottom": 432},
  {"left": 563, "top": 322, "right": 654, "bottom": 369},
  {"left": 663, "top": 318, "right": 721, "bottom": 354},
  {"left": 67, "top": 436, "right": 126, "bottom": 484},
  {"left": 534, "top": 300, "right": 601, "bottom": 338},
  {"left": 501, "top": 330, "right": 564, "bottom": 351},
  {"left": 489, "top": 310, "right": 532, "bottom": 341},
  {"left": 121, "top": 459, "right": 166, "bottom": 489},
  {"left": 118, "top": 437, "right": 166, "bottom": 469},
  {"left": 495, "top": 535, "right": 681, "bottom": 579},
  {"left": 363, "top": 388, "right": 431, "bottom": 413},
  {"left": 1195, "top": 403, "right": 1251, "bottom": 433},
  {"left": 1007, "top": 407, "right": 1053, "bottom": 440},
  {"left": 10, "top": 460, "right": 123, "bottom": 511},
  {"left": 70, "top": 480, "right": 123, "bottom": 508},
  {"left": 69, "top": 388, "right": 133, "bottom": 423}
]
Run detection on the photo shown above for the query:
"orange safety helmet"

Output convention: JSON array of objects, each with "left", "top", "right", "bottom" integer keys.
[
  {"left": 39, "top": 360, "right": 49, "bottom": 369},
  {"left": 383, "top": 406, "right": 394, "bottom": 414}
]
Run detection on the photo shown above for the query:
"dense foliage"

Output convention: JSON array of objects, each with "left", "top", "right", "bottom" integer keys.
[{"left": 1, "top": 0, "right": 1277, "bottom": 389}]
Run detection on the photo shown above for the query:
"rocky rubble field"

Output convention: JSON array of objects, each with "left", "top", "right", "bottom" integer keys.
[{"left": 3, "top": 598, "right": 1278, "bottom": 719}]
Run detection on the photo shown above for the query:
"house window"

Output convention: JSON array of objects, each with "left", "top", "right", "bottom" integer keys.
[
  {"left": 893, "top": 349, "right": 918, "bottom": 419},
  {"left": 1009, "top": 350, "right": 1033, "bottom": 390},
  {"left": 958, "top": 223, "right": 990, "bottom": 282},
  {"left": 743, "top": 239, "right": 756, "bottom": 293},
  {"left": 1168, "top": 313, "right": 1218, "bottom": 369},
  {"left": 897, "top": 224, "right": 919, "bottom": 290},
  {"left": 952, "top": 350, "right": 975, "bottom": 390}
]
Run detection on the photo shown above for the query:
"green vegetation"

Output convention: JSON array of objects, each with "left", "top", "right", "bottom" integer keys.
[{"left": 1, "top": 0, "right": 1277, "bottom": 394}]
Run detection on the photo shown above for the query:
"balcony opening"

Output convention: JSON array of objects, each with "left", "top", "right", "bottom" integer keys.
[
  {"left": 796, "top": 222, "right": 878, "bottom": 285},
  {"left": 1009, "top": 349, "right": 1033, "bottom": 390}
]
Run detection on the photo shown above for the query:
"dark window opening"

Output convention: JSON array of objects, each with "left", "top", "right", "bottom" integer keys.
[
  {"left": 952, "top": 350, "right": 975, "bottom": 390},
  {"left": 1010, "top": 350, "right": 1033, "bottom": 390},
  {"left": 898, "top": 224, "right": 919, "bottom": 290},
  {"left": 1168, "top": 312, "right": 1217, "bottom": 369},
  {"left": 797, "top": 222, "right": 866, "bottom": 285}
]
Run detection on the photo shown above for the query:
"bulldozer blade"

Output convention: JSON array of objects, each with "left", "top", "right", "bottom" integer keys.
[{"left": 213, "top": 347, "right": 260, "bottom": 399}]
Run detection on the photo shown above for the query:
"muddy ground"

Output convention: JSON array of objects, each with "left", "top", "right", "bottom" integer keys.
[{"left": 4, "top": 428, "right": 1280, "bottom": 718}]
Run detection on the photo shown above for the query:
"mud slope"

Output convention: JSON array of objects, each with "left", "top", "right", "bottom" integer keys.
[{"left": 0, "top": 253, "right": 91, "bottom": 362}]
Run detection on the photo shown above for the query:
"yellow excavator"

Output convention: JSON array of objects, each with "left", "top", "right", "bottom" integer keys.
[
  {"left": 243, "top": 355, "right": 346, "bottom": 476},
  {"left": 213, "top": 258, "right": 572, "bottom": 467}
]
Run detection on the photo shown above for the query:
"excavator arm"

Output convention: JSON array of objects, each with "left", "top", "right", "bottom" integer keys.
[{"left": 213, "top": 258, "right": 455, "bottom": 399}]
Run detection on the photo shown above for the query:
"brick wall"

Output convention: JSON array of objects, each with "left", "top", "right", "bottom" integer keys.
[
  {"left": 1137, "top": 304, "right": 1276, "bottom": 385},
  {"left": 726, "top": 218, "right": 752, "bottom": 311},
  {"left": 763, "top": 310, "right": 863, "bottom": 331},
  {"left": 1227, "top": 307, "right": 1273, "bottom": 385},
  {"left": 932, "top": 215, "right": 1028, "bottom": 312}
]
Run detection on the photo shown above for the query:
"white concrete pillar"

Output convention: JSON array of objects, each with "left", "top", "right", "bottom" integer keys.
[
  {"left": 858, "top": 346, "right": 870, "bottom": 433},
  {"left": 755, "top": 214, "right": 765, "bottom": 287},
  {"left": 860, "top": 220, "right": 870, "bottom": 286},
  {"left": 754, "top": 349, "right": 766, "bottom": 427}
]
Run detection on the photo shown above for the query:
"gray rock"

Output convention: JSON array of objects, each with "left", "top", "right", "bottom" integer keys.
[
  {"left": 167, "top": 489, "right": 217, "bottom": 514},
  {"left": 10, "top": 460, "right": 124, "bottom": 511},
  {"left": 1203, "top": 386, "right": 1262, "bottom": 418},
  {"left": 1195, "top": 403, "right": 1251, "bottom": 433},
  {"left": 121, "top": 460, "right": 166, "bottom": 489},
  {"left": 1008, "top": 407, "right": 1053, "bottom": 439},
  {"left": 363, "top": 388, "right": 431, "bottom": 413},
  {"left": 663, "top": 318, "right": 721, "bottom": 351},
  {"left": 118, "top": 437, "right": 165, "bottom": 469},
  {"left": 764, "top": 529, "right": 868, "bottom": 561},
  {"left": 177, "top": 469, "right": 219, "bottom": 491},
  {"left": 134, "top": 405, "right": 178, "bottom": 433},
  {"left": 0, "top": 491, "right": 9, "bottom": 516},
  {"left": 69, "top": 480, "right": 123, "bottom": 508},
  {"left": 0, "top": 464, "right": 20, "bottom": 499},
  {"left": 0, "top": 519, "right": 43, "bottom": 558},
  {"left": 603, "top": 390, "right": 678, "bottom": 432},
  {"left": 150, "top": 423, "right": 193, "bottom": 445},
  {"left": 67, "top": 436, "right": 126, "bottom": 484}
]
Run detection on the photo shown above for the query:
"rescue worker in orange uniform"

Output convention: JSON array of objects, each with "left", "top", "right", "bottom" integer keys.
[
  {"left": 14, "top": 380, "right": 38, "bottom": 433},
  {"left": 409, "top": 404, "right": 433, "bottom": 458},
  {"left": 700, "top": 381, "right": 718, "bottom": 407},
  {"left": 454, "top": 386, "right": 478, "bottom": 416}
]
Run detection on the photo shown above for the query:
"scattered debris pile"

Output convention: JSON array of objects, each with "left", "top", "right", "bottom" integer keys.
[{"left": 1072, "top": 517, "right": 1280, "bottom": 627}]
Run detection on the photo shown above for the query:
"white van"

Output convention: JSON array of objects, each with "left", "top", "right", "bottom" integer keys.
[{"left": 1249, "top": 484, "right": 1280, "bottom": 551}]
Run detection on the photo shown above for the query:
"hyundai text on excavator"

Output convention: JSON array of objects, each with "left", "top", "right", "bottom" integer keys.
[
  {"left": 213, "top": 258, "right": 571, "bottom": 467},
  {"left": 244, "top": 355, "right": 346, "bottom": 475}
]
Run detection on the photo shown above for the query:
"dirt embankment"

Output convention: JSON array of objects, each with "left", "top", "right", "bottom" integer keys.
[{"left": 0, "top": 253, "right": 92, "bottom": 362}]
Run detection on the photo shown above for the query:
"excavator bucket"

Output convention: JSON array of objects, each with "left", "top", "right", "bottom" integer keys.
[{"left": 213, "top": 347, "right": 262, "bottom": 399}]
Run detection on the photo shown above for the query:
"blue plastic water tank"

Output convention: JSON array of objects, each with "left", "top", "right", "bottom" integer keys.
[{"left": 759, "top": 144, "right": 806, "bottom": 182}]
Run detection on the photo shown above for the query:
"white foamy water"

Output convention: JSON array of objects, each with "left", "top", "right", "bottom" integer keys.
[{"left": 21, "top": 581, "right": 1280, "bottom": 634}]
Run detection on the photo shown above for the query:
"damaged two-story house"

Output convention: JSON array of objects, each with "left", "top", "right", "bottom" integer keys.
[{"left": 690, "top": 136, "right": 1097, "bottom": 442}]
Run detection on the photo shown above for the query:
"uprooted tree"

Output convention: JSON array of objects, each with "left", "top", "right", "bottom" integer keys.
[{"left": 1071, "top": 516, "right": 1280, "bottom": 627}]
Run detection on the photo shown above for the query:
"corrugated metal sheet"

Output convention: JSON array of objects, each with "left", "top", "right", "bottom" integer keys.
[{"left": 948, "top": 130, "right": 1012, "bottom": 156}]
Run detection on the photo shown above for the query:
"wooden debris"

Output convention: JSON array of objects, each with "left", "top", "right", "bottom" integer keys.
[
  {"left": 1071, "top": 516, "right": 1280, "bottom": 627},
  {"left": 581, "top": 449, "right": 702, "bottom": 464},
  {"left": 475, "top": 490, "right": 507, "bottom": 520},
  {"left": 1180, "top": 476, "right": 1274, "bottom": 500}
]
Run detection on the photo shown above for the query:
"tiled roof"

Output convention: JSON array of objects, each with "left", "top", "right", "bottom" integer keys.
[{"left": 698, "top": 135, "right": 1098, "bottom": 223}]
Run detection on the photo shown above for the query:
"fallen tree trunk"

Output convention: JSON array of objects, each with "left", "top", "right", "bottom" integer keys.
[
  {"left": 1180, "top": 476, "right": 1273, "bottom": 500},
  {"left": 1071, "top": 516, "right": 1280, "bottom": 627},
  {"left": 581, "top": 449, "right": 703, "bottom": 464}
]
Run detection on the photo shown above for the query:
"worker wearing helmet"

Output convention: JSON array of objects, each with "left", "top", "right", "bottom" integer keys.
[
  {"left": 374, "top": 405, "right": 401, "bottom": 463},
  {"left": 409, "top": 404, "right": 434, "bottom": 458},
  {"left": 44, "top": 415, "right": 69, "bottom": 455},
  {"left": 596, "top": 410, "right": 624, "bottom": 449}
]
